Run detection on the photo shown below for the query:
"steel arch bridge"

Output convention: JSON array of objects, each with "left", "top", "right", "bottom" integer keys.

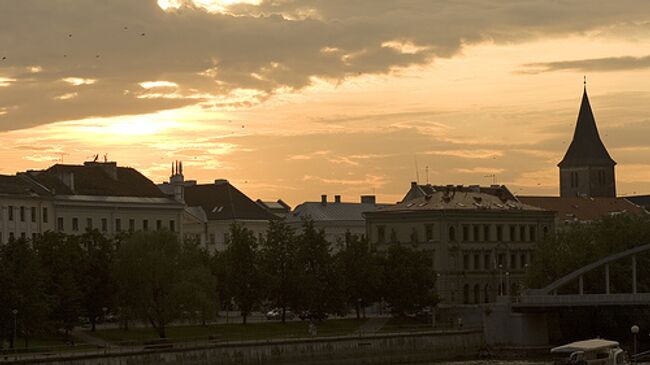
[{"left": 515, "top": 243, "right": 650, "bottom": 309}]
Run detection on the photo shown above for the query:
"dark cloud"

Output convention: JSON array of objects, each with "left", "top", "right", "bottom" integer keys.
[
  {"left": 521, "top": 55, "right": 650, "bottom": 73},
  {"left": 1, "top": 0, "right": 650, "bottom": 131}
]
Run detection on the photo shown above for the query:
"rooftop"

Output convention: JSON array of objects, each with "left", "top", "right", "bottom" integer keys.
[
  {"left": 374, "top": 185, "right": 544, "bottom": 214},
  {"left": 518, "top": 196, "right": 646, "bottom": 222},
  {"left": 289, "top": 195, "right": 389, "bottom": 222},
  {"left": 184, "top": 180, "right": 278, "bottom": 221}
]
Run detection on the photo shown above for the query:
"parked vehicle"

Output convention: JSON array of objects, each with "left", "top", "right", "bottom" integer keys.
[
  {"left": 298, "top": 311, "right": 328, "bottom": 321},
  {"left": 265, "top": 308, "right": 296, "bottom": 320}
]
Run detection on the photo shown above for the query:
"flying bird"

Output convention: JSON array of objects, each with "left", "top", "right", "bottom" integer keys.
[
  {"left": 1, "top": 56, "right": 6, "bottom": 60},
  {"left": 124, "top": 26, "right": 128, "bottom": 30},
  {"left": 68, "top": 34, "right": 72, "bottom": 38},
  {"left": 141, "top": 33, "right": 146, "bottom": 36}
]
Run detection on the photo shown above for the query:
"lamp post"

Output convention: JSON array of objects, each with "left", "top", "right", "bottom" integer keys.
[
  {"left": 12, "top": 309, "right": 18, "bottom": 349},
  {"left": 632, "top": 325, "right": 639, "bottom": 364}
]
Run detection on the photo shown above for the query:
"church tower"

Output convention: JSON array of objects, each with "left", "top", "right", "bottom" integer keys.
[{"left": 558, "top": 82, "right": 616, "bottom": 198}]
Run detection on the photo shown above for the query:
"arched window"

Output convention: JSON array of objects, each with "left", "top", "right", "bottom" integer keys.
[
  {"left": 473, "top": 284, "right": 481, "bottom": 304},
  {"left": 463, "top": 284, "right": 470, "bottom": 304},
  {"left": 449, "top": 226, "right": 456, "bottom": 242}
]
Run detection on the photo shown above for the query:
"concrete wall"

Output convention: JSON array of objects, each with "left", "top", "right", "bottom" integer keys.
[
  {"left": 17, "top": 330, "right": 483, "bottom": 365},
  {"left": 482, "top": 301, "right": 549, "bottom": 347}
]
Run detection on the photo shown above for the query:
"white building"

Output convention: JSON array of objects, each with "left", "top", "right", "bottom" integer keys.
[
  {"left": 0, "top": 161, "right": 185, "bottom": 243},
  {"left": 287, "top": 194, "right": 389, "bottom": 248}
]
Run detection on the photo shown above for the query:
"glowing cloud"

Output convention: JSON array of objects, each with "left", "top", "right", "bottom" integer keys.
[{"left": 62, "top": 77, "right": 96, "bottom": 86}]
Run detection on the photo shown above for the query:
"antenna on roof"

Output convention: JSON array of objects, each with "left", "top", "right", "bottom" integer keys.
[
  {"left": 426, "top": 165, "right": 429, "bottom": 184},
  {"left": 485, "top": 174, "right": 497, "bottom": 185},
  {"left": 414, "top": 156, "right": 420, "bottom": 184},
  {"left": 103, "top": 153, "right": 108, "bottom": 163}
]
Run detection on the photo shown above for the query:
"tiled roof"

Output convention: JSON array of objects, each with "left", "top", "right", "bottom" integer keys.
[
  {"left": 184, "top": 181, "right": 277, "bottom": 221},
  {"left": 288, "top": 201, "right": 391, "bottom": 222},
  {"left": 27, "top": 163, "right": 166, "bottom": 198},
  {"left": 0, "top": 175, "right": 46, "bottom": 196},
  {"left": 402, "top": 183, "right": 517, "bottom": 203},
  {"left": 558, "top": 88, "right": 615, "bottom": 168},
  {"left": 518, "top": 196, "right": 646, "bottom": 222},
  {"left": 377, "top": 186, "right": 544, "bottom": 214}
]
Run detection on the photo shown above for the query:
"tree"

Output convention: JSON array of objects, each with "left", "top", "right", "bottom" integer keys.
[
  {"left": 335, "top": 234, "right": 381, "bottom": 319},
  {"left": 222, "top": 224, "right": 261, "bottom": 324},
  {"left": 0, "top": 238, "right": 48, "bottom": 349},
  {"left": 177, "top": 240, "right": 218, "bottom": 326},
  {"left": 34, "top": 232, "right": 85, "bottom": 339},
  {"left": 114, "top": 230, "right": 214, "bottom": 338},
  {"left": 379, "top": 244, "right": 437, "bottom": 315},
  {"left": 294, "top": 220, "right": 344, "bottom": 317},
  {"left": 259, "top": 220, "right": 299, "bottom": 323},
  {"left": 78, "top": 230, "right": 116, "bottom": 332},
  {"left": 527, "top": 213, "right": 650, "bottom": 293}
]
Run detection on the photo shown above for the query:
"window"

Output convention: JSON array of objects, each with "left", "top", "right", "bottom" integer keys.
[
  {"left": 483, "top": 225, "right": 490, "bottom": 242},
  {"left": 425, "top": 224, "right": 433, "bottom": 241},
  {"left": 570, "top": 171, "right": 579, "bottom": 188},
  {"left": 57, "top": 217, "right": 64, "bottom": 231},
  {"left": 169, "top": 220, "right": 176, "bottom": 232},
  {"left": 463, "top": 284, "right": 470, "bottom": 304},
  {"left": 449, "top": 226, "right": 456, "bottom": 242},
  {"left": 463, "top": 254, "right": 470, "bottom": 270},
  {"left": 143, "top": 219, "right": 149, "bottom": 231},
  {"left": 101, "top": 218, "right": 108, "bottom": 232},
  {"left": 43, "top": 207, "right": 48, "bottom": 223},
  {"left": 509, "top": 225, "right": 516, "bottom": 241},
  {"left": 529, "top": 226, "right": 536, "bottom": 242},
  {"left": 20, "top": 206, "right": 25, "bottom": 222},
  {"left": 377, "top": 226, "right": 385, "bottom": 243},
  {"left": 32, "top": 233, "right": 37, "bottom": 241},
  {"left": 129, "top": 219, "right": 135, "bottom": 232},
  {"left": 86, "top": 218, "right": 93, "bottom": 230},
  {"left": 9, "top": 232, "right": 15, "bottom": 241},
  {"left": 20, "top": 232, "right": 26, "bottom": 240},
  {"left": 498, "top": 254, "right": 505, "bottom": 267},
  {"left": 520, "top": 253, "right": 528, "bottom": 268},
  {"left": 8, "top": 206, "right": 13, "bottom": 221},
  {"left": 543, "top": 226, "right": 549, "bottom": 239},
  {"left": 484, "top": 254, "right": 491, "bottom": 270},
  {"left": 72, "top": 217, "right": 79, "bottom": 231},
  {"left": 519, "top": 225, "right": 526, "bottom": 242},
  {"left": 473, "top": 225, "right": 479, "bottom": 241},
  {"left": 598, "top": 170, "right": 606, "bottom": 185},
  {"left": 209, "top": 233, "right": 215, "bottom": 245},
  {"left": 390, "top": 228, "right": 398, "bottom": 243},
  {"left": 224, "top": 232, "right": 230, "bottom": 243},
  {"left": 462, "top": 226, "right": 469, "bottom": 241},
  {"left": 31, "top": 207, "right": 36, "bottom": 223},
  {"left": 474, "top": 254, "right": 480, "bottom": 270},
  {"left": 410, "top": 228, "right": 419, "bottom": 243},
  {"left": 156, "top": 220, "right": 162, "bottom": 231},
  {"left": 0, "top": 232, "right": 2, "bottom": 243},
  {"left": 510, "top": 254, "right": 517, "bottom": 269},
  {"left": 115, "top": 218, "right": 122, "bottom": 232},
  {"left": 496, "top": 225, "right": 503, "bottom": 241}
]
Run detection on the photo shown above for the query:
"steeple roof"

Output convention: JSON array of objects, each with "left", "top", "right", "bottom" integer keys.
[{"left": 558, "top": 86, "right": 616, "bottom": 168}]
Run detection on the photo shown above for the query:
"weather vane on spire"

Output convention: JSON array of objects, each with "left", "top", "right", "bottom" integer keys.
[{"left": 584, "top": 75, "right": 587, "bottom": 86}]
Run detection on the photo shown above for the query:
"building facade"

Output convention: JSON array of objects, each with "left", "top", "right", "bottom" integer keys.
[
  {"left": 558, "top": 85, "right": 616, "bottom": 198},
  {"left": 365, "top": 185, "right": 555, "bottom": 305},
  {"left": 288, "top": 194, "right": 389, "bottom": 248},
  {"left": 0, "top": 161, "right": 185, "bottom": 244}
]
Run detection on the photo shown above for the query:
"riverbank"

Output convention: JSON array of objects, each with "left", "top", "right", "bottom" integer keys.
[{"left": 2, "top": 328, "right": 483, "bottom": 365}]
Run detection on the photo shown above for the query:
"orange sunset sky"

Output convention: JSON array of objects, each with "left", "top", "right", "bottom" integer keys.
[{"left": 1, "top": 0, "right": 650, "bottom": 206}]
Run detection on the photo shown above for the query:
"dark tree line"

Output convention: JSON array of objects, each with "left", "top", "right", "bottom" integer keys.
[{"left": 0, "top": 219, "right": 436, "bottom": 345}]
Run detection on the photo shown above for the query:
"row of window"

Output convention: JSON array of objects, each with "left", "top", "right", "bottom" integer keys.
[
  {"left": 0, "top": 231, "right": 39, "bottom": 243},
  {"left": 376, "top": 223, "right": 548, "bottom": 244},
  {"left": 57, "top": 217, "right": 176, "bottom": 233},
  {"left": 3, "top": 206, "right": 49, "bottom": 224},
  {"left": 462, "top": 251, "right": 531, "bottom": 271},
  {"left": 460, "top": 282, "right": 521, "bottom": 304}
]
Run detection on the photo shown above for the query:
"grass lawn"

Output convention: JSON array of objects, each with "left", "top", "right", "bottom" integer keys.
[
  {"left": 0, "top": 336, "right": 95, "bottom": 354},
  {"left": 378, "top": 316, "right": 435, "bottom": 334},
  {"left": 91, "top": 319, "right": 365, "bottom": 345}
]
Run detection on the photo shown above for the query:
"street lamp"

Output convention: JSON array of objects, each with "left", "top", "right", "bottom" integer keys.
[
  {"left": 632, "top": 325, "right": 640, "bottom": 364},
  {"left": 12, "top": 309, "right": 18, "bottom": 349}
]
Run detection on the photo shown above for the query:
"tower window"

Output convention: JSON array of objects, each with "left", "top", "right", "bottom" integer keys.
[
  {"left": 598, "top": 170, "right": 606, "bottom": 185},
  {"left": 570, "top": 171, "right": 579, "bottom": 188}
]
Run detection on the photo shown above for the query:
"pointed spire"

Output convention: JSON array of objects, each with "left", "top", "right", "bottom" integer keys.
[{"left": 558, "top": 82, "right": 616, "bottom": 168}]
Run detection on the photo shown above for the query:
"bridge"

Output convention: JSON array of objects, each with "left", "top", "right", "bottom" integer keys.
[{"left": 514, "top": 243, "right": 650, "bottom": 310}]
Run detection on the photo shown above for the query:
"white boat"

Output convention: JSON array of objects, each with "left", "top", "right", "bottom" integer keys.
[{"left": 551, "top": 339, "right": 629, "bottom": 365}]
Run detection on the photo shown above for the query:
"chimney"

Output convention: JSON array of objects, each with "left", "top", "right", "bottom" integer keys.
[
  {"left": 334, "top": 195, "right": 341, "bottom": 203},
  {"left": 214, "top": 179, "right": 229, "bottom": 185},
  {"left": 321, "top": 195, "right": 327, "bottom": 205},
  {"left": 411, "top": 181, "right": 417, "bottom": 188},
  {"left": 170, "top": 160, "right": 185, "bottom": 202},
  {"left": 361, "top": 195, "right": 376, "bottom": 205}
]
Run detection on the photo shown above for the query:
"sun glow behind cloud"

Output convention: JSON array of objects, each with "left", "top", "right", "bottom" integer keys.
[{"left": 158, "top": 0, "right": 262, "bottom": 13}]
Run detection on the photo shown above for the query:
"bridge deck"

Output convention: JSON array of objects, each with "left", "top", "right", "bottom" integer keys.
[{"left": 515, "top": 293, "right": 650, "bottom": 308}]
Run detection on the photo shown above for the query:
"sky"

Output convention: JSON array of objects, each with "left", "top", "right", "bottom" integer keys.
[{"left": 1, "top": 0, "right": 650, "bottom": 206}]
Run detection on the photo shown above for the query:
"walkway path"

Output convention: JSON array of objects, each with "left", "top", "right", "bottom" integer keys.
[
  {"left": 354, "top": 317, "right": 390, "bottom": 335},
  {"left": 70, "top": 329, "right": 115, "bottom": 348}
]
